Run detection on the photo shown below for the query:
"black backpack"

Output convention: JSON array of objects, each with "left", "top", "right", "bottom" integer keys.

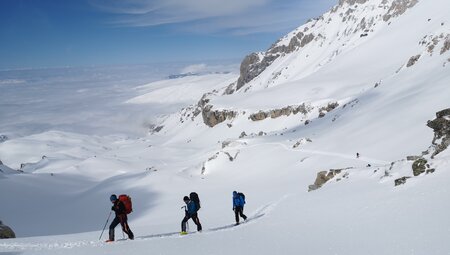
[
  {"left": 237, "top": 192, "right": 246, "bottom": 204},
  {"left": 189, "top": 192, "right": 201, "bottom": 211}
]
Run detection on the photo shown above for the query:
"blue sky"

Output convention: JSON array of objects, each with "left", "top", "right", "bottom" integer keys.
[{"left": 0, "top": 0, "right": 337, "bottom": 69}]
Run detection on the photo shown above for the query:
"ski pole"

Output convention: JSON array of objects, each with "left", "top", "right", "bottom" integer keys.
[
  {"left": 99, "top": 211, "right": 112, "bottom": 240},
  {"left": 181, "top": 205, "right": 189, "bottom": 232}
]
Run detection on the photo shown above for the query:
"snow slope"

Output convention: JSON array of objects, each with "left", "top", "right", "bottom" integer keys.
[{"left": 1, "top": 0, "right": 450, "bottom": 254}]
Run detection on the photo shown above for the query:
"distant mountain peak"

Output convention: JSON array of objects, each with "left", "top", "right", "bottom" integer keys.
[{"left": 230, "top": 0, "right": 421, "bottom": 94}]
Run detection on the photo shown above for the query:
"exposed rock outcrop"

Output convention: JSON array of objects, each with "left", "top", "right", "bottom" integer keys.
[
  {"left": 235, "top": 31, "right": 316, "bottom": 92},
  {"left": 412, "top": 158, "right": 427, "bottom": 176},
  {"left": 427, "top": 108, "right": 450, "bottom": 158},
  {"left": 441, "top": 36, "right": 450, "bottom": 54},
  {"left": 239, "top": 132, "right": 247, "bottom": 139},
  {"left": 0, "top": 221, "right": 15, "bottom": 239},
  {"left": 383, "top": 0, "right": 419, "bottom": 22},
  {"left": 394, "top": 176, "right": 411, "bottom": 186},
  {"left": 149, "top": 125, "right": 164, "bottom": 134},
  {"left": 193, "top": 92, "right": 239, "bottom": 128},
  {"left": 292, "top": 138, "right": 312, "bottom": 148},
  {"left": 249, "top": 111, "right": 268, "bottom": 121},
  {"left": 201, "top": 105, "right": 237, "bottom": 128},
  {"left": 406, "top": 54, "right": 421, "bottom": 67},
  {"left": 236, "top": 53, "right": 263, "bottom": 91},
  {"left": 319, "top": 102, "right": 339, "bottom": 117},
  {"left": 249, "top": 104, "right": 313, "bottom": 122},
  {"left": 308, "top": 169, "right": 343, "bottom": 191}
]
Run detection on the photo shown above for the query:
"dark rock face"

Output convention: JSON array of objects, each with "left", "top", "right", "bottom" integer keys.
[
  {"left": 426, "top": 168, "right": 436, "bottom": 174},
  {"left": 412, "top": 158, "right": 427, "bottom": 176},
  {"left": 300, "top": 34, "right": 315, "bottom": 48},
  {"left": 406, "top": 54, "right": 421, "bottom": 67},
  {"left": 427, "top": 108, "right": 450, "bottom": 158},
  {"left": 249, "top": 104, "right": 313, "bottom": 122},
  {"left": 195, "top": 93, "right": 238, "bottom": 128},
  {"left": 394, "top": 176, "right": 411, "bottom": 186},
  {"left": 149, "top": 125, "right": 164, "bottom": 134},
  {"left": 239, "top": 132, "right": 247, "bottom": 139},
  {"left": 235, "top": 31, "right": 316, "bottom": 92},
  {"left": 383, "top": 0, "right": 419, "bottom": 22},
  {"left": 441, "top": 36, "right": 450, "bottom": 54},
  {"left": 0, "top": 221, "right": 16, "bottom": 239},
  {"left": 201, "top": 105, "right": 237, "bottom": 128},
  {"left": 250, "top": 111, "right": 268, "bottom": 121},
  {"left": 236, "top": 53, "right": 262, "bottom": 91},
  {"left": 270, "top": 107, "right": 293, "bottom": 119}
]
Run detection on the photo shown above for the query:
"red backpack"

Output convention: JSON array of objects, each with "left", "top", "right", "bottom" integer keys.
[{"left": 118, "top": 194, "right": 133, "bottom": 214}]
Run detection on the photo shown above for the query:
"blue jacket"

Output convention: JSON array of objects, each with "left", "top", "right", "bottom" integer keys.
[
  {"left": 186, "top": 200, "right": 198, "bottom": 215},
  {"left": 233, "top": 193, "right": 245, "bottom": 208}
]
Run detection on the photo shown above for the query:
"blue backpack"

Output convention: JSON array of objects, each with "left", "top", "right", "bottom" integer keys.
[
  {"left": 238, "top": 192, "right": 246, "bottom": 204},
  {"left": 190, "top": 192, "right": 201, "bottom": 211}
]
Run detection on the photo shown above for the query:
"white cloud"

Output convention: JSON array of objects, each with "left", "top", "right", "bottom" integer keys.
[
  {"left": 92, "top": 0, "right": 269, "bottom": 16},
  {"left": 179, "top": 62, "right": 239, "bottom": 74},
  {"left": 181, "top": 63, "right": 207, "bottom": 74},
  {"left": 92, "top": 0, "right": 337, "bottom": 34}
]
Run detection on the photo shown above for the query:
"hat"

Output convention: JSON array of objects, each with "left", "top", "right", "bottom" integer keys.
[{"left": 110, "top": 194, "right": 117, "bottom": 202}]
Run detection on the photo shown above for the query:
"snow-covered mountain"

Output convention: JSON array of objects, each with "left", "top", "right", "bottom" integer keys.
[{"left": 1, "top": 0, "right": 449, "bottom": 254}]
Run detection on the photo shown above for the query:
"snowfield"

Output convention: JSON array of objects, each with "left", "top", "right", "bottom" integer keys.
[{"left": 1, "top": 0, "right": 450, "bottom": 254}]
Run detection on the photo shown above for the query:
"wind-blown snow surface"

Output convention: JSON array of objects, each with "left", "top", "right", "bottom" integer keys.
[{"left": 1, "top": 1, "right": 450, "bottom": 255}]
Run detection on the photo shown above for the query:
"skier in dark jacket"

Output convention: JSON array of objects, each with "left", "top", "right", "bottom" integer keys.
[
  {"left": 107, "top": 194, "right": 134, "bottom": 242},
  {"left": 181, "top": 196, "right": 202, "bottom": 235},
  {"left": 233, "top": 191, "right": 247, "bottom": 225}
]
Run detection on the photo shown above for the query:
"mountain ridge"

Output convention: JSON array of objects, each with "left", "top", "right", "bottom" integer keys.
[{"left": 152, "top": 0, "right": 449, "bottom": 131}]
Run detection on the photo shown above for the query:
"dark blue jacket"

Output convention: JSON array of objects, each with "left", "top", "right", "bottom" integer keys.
[
  {"left": 233, "top": 194, "right": 245, "bottom": 208},
  {"left": 186, "top": 200, "right": 198, "bottom": 215},
  {"left": 111, "top": 200, "right": 126, "bottom": 217}
]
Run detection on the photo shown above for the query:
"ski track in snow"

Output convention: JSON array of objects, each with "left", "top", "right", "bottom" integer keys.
[
  {"left": 242, "top": 141, "right": 390, "bottom": 166},
  {"left": 0, "top": 203, "right": 276, "bottom": 252}
]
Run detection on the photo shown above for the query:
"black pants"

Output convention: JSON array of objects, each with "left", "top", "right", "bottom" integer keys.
[
  {"left": 234, "top": 206, "right": 247, "bottom": 223},
  {"left": 181, "top": 213, "right": 202, "bottom": 232},
  {"left": 109, "top": 215, "right": 134, "bottom": 241}
]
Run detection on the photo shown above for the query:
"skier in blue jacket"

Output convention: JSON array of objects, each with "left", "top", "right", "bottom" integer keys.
[
  {"left": 233, "top": 191, "right": 247, "bottom": 225},
  {"left": 181, "top": 196, "right": 202, "bottom": 235}
]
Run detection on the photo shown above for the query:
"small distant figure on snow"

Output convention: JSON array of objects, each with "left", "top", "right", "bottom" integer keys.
[
  {"left": 181, "top": 193, "right": 202, "bottom": 235},
  {"left": 367, "top": 164, "right": 371, "bottom": 167},
  {"left": 232, "top": 191, "right": 247, "bottom": 225},
  {"left": 356, "top": 152, "right": 360, "bottom": 158}
]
